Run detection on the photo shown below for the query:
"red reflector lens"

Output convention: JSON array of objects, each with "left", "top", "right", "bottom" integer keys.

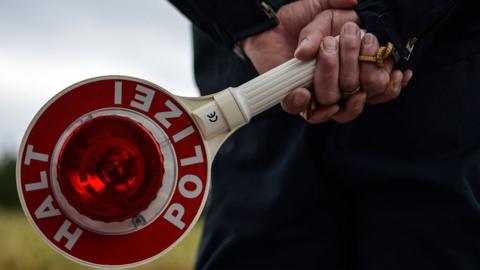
[{"left": 58, "top": 115, "right": 164, "bottom": 222}]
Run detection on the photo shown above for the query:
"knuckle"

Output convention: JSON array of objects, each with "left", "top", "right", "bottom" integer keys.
[
  {"left": 319, "top": 53, "right": 337, "bottom": 69},
  {"left": 361, "top": 73, "right": 379, "bottom": 88},
  {"left": 362, "top": 72, "right": 387, "bottom": 91},
  {"left": 378, "top": 82, "right": 389, "bottom": 92},
  {"left": 340, "top": 79, "right": 358, "bottom": 92},
  {"left": 367, "top": 71, "right": 382, "bottom": 84},
  {"left": 378, "top": 72, "right": 391, "bottom": 89},
  {"left": 341, "top": 36, "right": 360, "bottom": 50},
  {"left": 318, "top": 90, "right": 340, "bottom": 105}
]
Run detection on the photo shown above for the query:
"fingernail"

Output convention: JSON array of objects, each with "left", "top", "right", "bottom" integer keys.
[
  {"left": 322, "top": 37, "right": 337, "bottom": 53},
  {"left": 363, "top": 34, "right": 374, "bottom": 46},
  {"left": 343, "top": 23, "right": 359, "bottom": 36},
  {"left": 294, "top": 37, "right": 309, "bottom": 57},
  {"left": 293, "top": 92, "right": 305, "bottom": 108}
]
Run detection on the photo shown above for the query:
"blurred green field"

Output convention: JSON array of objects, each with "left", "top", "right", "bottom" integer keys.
[{"left": 0, "top": 208, "right": 202, "bottom": 270}]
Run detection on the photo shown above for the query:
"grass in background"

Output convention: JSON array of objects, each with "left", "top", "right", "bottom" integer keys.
[{"left": 0, "top": 208, "right": 202, "bottom": 270}]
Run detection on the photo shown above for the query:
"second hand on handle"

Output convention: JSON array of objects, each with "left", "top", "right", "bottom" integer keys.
[{"left": 192, "top": 31, "right": 367, "bottom": 140}]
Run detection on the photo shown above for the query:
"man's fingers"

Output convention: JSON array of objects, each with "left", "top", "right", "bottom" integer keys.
[
  {"left": 367, "top": 70, "right": 403, "bottom": 104},
  {"left": 339, "top": 22, "right": 361, "bottom": 94},
  {"left": 384, "top": 58, "right": 395, "bottom": 74},
  {"left": 402, "top": 69, "right": 413, "bottom": 87},
  {"left": 314, "top": 36, "right": 341, "bottom": 105},
  {"left": 359, "top": 33, "right": 390, "bottom": 100},
  {"left": 306, "top": 104, "right": 340, "bottom": 124},
  {"left": 331, "top": 91, "right": 367, "bottom": 123},
  {"left": 295, "top": 10, "right": 360, "bottom": 60},
  {"left": 281, "top": 88, "right": 311, "bottom": 115}
]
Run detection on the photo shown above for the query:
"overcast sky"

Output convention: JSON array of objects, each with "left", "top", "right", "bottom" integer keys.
[{"left": 0, "top": 0, "right": 197, "bottom": 155}]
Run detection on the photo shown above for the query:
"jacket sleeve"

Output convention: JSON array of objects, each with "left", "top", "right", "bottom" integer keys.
[
  {"left": 357, "top": 0, "right": 460, "bottom": 68},
  {"left": 167, "top": 0, "right": 287, "bottom": 49}
]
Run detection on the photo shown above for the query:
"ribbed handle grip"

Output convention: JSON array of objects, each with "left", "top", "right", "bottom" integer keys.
[{"left": 230, "top": 58, "right": 315, "bottom": 120}]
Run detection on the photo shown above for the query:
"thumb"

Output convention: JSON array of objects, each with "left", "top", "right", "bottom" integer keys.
[{"left": 295, "top": 10, "right": 360, "bottom": 60}]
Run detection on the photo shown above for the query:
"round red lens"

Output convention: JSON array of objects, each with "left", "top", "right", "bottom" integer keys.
[{"left": 58, "top": 115, "right": 164, "bottom": 222}]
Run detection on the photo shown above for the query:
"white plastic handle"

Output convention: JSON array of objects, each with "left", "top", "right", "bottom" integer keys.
[
  {"left": 230, "top": 30, "right": 366, "bottom": 121},
  {"left": 230, "top": 58, "right": 315, "bottom": 120}
]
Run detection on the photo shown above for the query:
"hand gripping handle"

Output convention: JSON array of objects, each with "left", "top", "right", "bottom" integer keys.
[
  {"left": 230, "top": 30, "right": 366, "bottom": 121},
  {"left": 192, "top": 31, "right": 366, "bottom": 140}
]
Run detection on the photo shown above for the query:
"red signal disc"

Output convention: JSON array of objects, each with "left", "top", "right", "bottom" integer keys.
[
  {"left": 58, "top": 115, "right": 164, "bottom": 222},
  {"left": 17, "top": 77, "right": 210, "bottom": 268}
]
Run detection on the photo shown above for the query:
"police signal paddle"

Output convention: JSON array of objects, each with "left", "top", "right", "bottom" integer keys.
[{"left": 17, "top": 32, "right": 364, "bottom": 269}]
